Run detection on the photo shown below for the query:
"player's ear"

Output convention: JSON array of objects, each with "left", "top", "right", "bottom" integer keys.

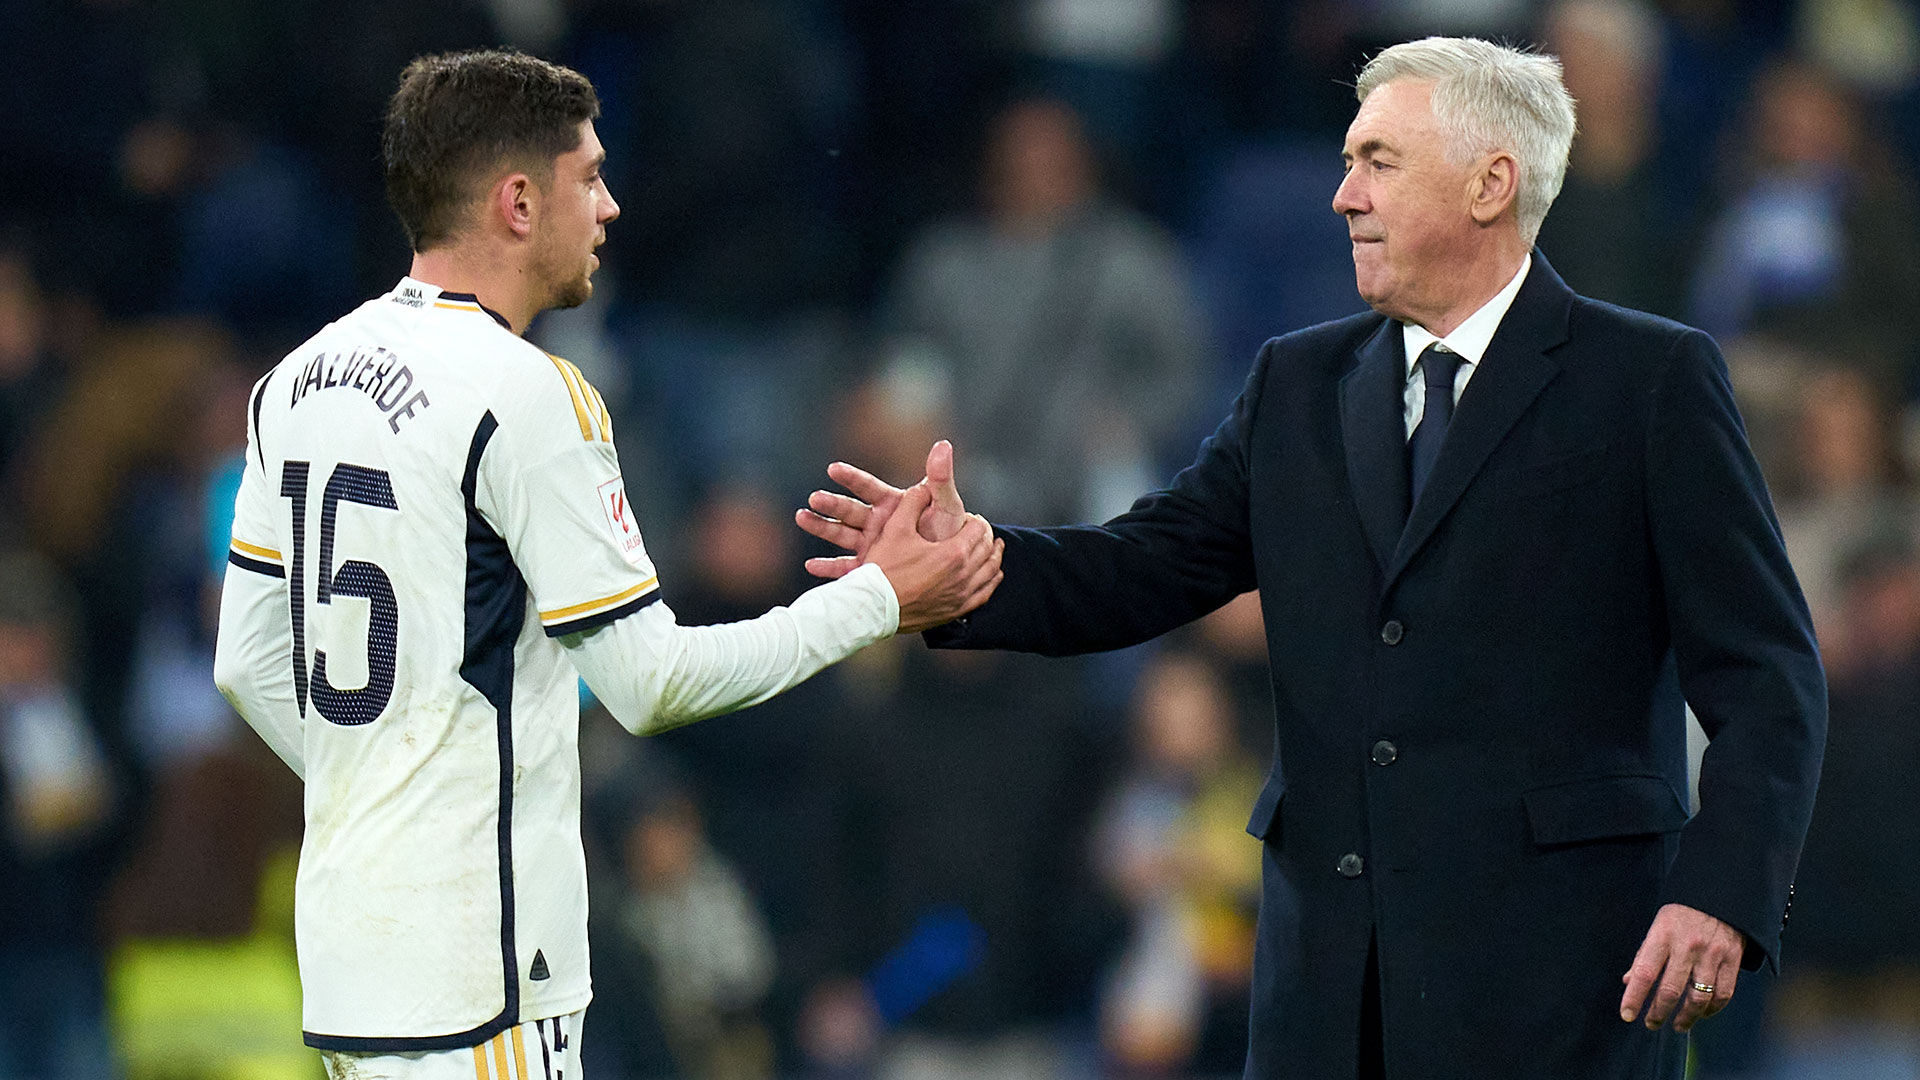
[{"left": 492, "top": 173, "right": 536, "bottom": 239}]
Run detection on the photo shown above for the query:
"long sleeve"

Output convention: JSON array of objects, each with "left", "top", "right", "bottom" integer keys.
[
  {"left": 213, "top": 562, "right": 305, "bottom": 777},
  {"left": 927, "top": 338, "right": 1271, "bottom": 655},
  {"left": 563, "top": 563, "right": 897, "bottom": 736},
  {"left": 213, "top": 420, "right": 306, "bottom": 778},
  {"left": 1647, "top": 326, "right": 1827, "bottom": 970}
]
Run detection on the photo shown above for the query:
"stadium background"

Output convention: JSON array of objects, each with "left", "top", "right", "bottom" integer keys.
[{"left": 3, "top": 0, "right": 1919, "bottom": 1077}]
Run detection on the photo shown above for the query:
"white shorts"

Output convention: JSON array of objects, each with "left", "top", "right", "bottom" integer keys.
[{"left": 320, "top": 1011, "right": 583, "bottom": 1080}]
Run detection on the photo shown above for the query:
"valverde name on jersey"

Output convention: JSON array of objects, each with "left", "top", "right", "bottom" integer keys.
[{"left": 287, "top": 344, "right": 433, "bottom": 435}]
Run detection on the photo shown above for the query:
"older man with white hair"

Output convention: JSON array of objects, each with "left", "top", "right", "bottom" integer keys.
[{"left": 802, "top": 36, "right": 1826, "bottom": 1080}]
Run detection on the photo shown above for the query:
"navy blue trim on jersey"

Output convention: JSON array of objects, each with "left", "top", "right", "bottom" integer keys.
[
  {"left": 303, "top": 1018, "right": 515, "bottom": 1054},
  {"left": 300, "top": 412, "right": 529, "bottom": 1055},
  {"left": 249, "top": 374, "right": 269, "bottom": 470},
  {"left": 541, "top": 589, "right": 663, "bottom": 638},
  {"left": 227, "top": 550, "right": 285, "bottom": 578},
  {"left": 459, "top": 411, "right": 524, "bottom": 1033},
  {"left": 439, "top": 291, "right": 514, "bottom": 331}
]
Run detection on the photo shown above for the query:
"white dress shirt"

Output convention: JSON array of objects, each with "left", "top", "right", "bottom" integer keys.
[{"left": 1401, "top": 254, "right": 1532, "bottom": 439}]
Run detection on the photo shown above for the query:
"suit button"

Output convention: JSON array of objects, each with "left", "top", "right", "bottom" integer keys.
[
  {"left": 1380, "top": 620, "right": 1404, "bottom": 645},
  {"left": 1337, "top": 853, "right": 1365, "bottom": 878},
  {"left": 1371, "top": 740, "right": 1398, "bottom": 766}
]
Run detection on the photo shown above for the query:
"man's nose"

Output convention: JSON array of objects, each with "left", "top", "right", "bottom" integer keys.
[{"left": 1332, "top": 171, "right": 1364, "bottom": 216}]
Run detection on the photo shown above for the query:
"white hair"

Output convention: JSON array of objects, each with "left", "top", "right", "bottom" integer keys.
[{"left": 1355, "top": 37, "right": 1578, "bottom": 245}]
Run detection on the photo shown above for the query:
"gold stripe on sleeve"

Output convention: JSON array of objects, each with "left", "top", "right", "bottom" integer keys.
[
  {"left": 230, "top": 538, "right": 282, "bottom": 562},
  {"left": 492, "top": 1034, "right": 508, "bottom": 1079},
  {"left": 472, "top": 1041, "right": 490, "bottom": 1080},
  {"left": 545, "top": 355, "right": 594, "bottom": 441},
  {"left": 557, "top": 357, "right": 611, "bottom": 443},
  {"left": 588, "top": 382, "right": 614, "bottom": 442},
  {"left": 511, "top": 1024, "right": 530, "bottom": 1080},
  {"left": 539, "top": 577, "right": 658, "bottom": 623}
]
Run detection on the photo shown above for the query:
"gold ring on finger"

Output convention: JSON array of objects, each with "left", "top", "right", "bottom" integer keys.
[{"left": 1691, "top": 981, "right": 1715, "bottom": 994}]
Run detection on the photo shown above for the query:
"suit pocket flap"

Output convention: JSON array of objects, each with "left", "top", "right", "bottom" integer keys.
[
  {"left": 1245, "top": 774, "right": 1285, "bottom": 841},
  {"left": 1524, "top": 773, "right": 1689, "bottom": 846}
]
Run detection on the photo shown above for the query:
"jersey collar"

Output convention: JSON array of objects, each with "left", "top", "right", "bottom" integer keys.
[{"left": 393, "top": 277, "right": 514, "bottom": 332}]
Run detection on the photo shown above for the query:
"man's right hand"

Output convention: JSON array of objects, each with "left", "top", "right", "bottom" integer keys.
[
  {"left": 797, "top": 439, "right": 973, "bottom": 579},
  {"left": 860, "top": 481, "right": 1001, "bottom": 634}
]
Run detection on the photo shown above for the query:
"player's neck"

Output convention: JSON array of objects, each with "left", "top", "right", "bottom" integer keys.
[{"left": 408, "top": 247, "right": 537, "bottom": 336}]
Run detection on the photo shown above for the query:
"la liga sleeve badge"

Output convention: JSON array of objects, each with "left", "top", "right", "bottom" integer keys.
[{"left": 596, "top": 477, "right": 647, "bottom": 565}]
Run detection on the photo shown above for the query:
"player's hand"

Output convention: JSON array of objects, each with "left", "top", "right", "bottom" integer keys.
[
  {"left": 861, "top": 483, "right": 1002, "bottom": 634},
  {"left": 1620, "top": 903, "right": 1746, "bottom": 1033},
  {"left": 797, "top": 440, "right": 972, "bottom": 579}
]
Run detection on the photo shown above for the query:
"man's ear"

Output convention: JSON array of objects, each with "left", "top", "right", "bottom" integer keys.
[
  {"left": 1468, "top": 152, "right": 1519, "bottom": 227},
  {"left": 491, "top": 173, "right": 536, "bottom": 239}
]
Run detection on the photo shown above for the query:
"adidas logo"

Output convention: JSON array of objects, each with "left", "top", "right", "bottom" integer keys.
[{"left": 529, "top": 950, "right": 551, "bottom": 981}]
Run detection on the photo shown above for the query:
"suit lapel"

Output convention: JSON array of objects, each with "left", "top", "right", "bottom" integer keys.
[
  {"left": 1385, "top": 255, "right": 1574, "bottom": 586},
  {"left": 1339, "top": 318, "right": 1410, "bottom": 573}
]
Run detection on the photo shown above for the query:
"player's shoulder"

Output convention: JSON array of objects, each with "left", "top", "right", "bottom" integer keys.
[{"left": 520, "top": 349, "right": 615, "bottom": 448}]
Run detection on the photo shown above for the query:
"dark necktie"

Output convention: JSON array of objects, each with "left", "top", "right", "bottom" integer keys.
[{"left": 1408, "top": 344, "right": 1463, "bottom": 510}]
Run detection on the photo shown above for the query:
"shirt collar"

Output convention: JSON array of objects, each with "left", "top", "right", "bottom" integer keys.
[
  {"left": 1401, "top": 253, "right": 1532, "bottom": 377},
  {"left": 392, "top": 276, "right": 514, "bottom": 331}
]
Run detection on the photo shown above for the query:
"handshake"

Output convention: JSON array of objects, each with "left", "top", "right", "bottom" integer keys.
[{"left": 795, "top": 440, "right": 995, "bottom": 635}]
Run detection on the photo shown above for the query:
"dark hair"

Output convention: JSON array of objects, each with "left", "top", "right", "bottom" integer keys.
[{"left": 382, "top": 50, "right": 600, "bottom": 252}]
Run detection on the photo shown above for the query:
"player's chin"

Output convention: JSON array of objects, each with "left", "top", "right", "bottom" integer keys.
[{"left": 551, "top": 275, "right": 593, "bottom": 312}]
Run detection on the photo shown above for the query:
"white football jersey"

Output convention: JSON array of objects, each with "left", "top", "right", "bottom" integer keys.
[{"left": 215, "top": 278, "right": 777, "bottom": 1051}]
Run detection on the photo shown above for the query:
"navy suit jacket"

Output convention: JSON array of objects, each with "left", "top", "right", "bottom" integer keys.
[{"left": 927, "top": 255, "right": 1826, "bottom": 1079}]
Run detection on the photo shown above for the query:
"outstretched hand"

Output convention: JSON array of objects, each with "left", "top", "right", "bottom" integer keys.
[
  {"left": 857, "top": 482, "right": 1002, "bottom": 634},
  {"left": 796, "top": 439, "right": 972, "bottom": 580}
]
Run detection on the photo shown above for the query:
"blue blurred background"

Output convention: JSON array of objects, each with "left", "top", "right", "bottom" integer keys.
[{"left": 2, "top": 0, "right": 1919, "bottom": 1077}]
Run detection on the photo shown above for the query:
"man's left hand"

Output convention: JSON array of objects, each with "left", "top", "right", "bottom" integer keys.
[{"left": 1620, "top": 903, "right": 1746, "bottom": 1032}]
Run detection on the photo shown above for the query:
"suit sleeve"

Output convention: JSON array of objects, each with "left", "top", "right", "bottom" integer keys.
[
  {"left": 926, "top": 340, "right": 1271, "bottom": 655},
  {"left": 1646, "top": 327, "right": 1827, "bottom": 972}
]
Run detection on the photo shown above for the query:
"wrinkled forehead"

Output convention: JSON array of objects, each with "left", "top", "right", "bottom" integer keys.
[{"left": 1343, "top": 78, "right": 1440, "bottom": 156}]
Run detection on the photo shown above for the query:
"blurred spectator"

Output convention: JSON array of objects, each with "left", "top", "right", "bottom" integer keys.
[
  {"left": 576, "top": 0, "right": 857, "bottom": 321},
  {"left": 274, "top": 0, "right": 501, "bottom": 294},
  {"left": 797, "top": 644, "right": 1121, "bottom": 1080},
  {"left": 1768, "top": 534, "right": 1920, "bottom": 1079},
  {"left": 1191, "top": 590, "right": 1274, "bottom": 761},
  {"left": 1184, "top": 138, "right": 1362, "bottom": 417},
  {"left": 19, "top": 314, "right": 232, "bottom": 566},
  {"left": 1536, "top": 0, "right": 1692, "bottom": 317},
  {"left": 569, "top": 0, "right": 864, "bottom": 506},
  {"left": 1366, "top": 0, "right": 1534, "bottom": 38},
  {"left": 0, "top": 548, "right": 120, "bottom": 1080},
  {"left": 0, "top": 248, "right": 64, "bottom": 503},
  {"left": 588, "top": 755, "right": 778, "bottom": 1080},
  {"left": 0, "top": 0, "right": 187, "bottom": 317},
  {"left": 838, "top": 1, "right": 1019, "bottom": 295},
  {"left": 1094, "top": 649, "right": 1261, "bottom": 1078},
  {"left": 1018, "top": 0, "right": 1179, "bottom": 178},
  {"left": 1688, "top": 57, "right": 1920, "bottom": 400},
  {"left": 1797, "top": 0, "right": 1919, "bottom": 98},
  {"left": 651, "top": 484, "right": 863, "bottom": 1073},
  {"left": 880, "top": 96, "right": 1206, "bottom": 525},
  {"left": 98, "top": 356, "right": 307, "bottom": 1078},
  {"left": 175, "top": 131, "right": 359, "bottom": 353},
  {"left": 1772, "top": 366, "right": 1920, "bottom": 653}
]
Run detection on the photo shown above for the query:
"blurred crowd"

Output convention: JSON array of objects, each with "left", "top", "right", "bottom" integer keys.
[{"left": 2, "top": 0, "right": 1919, "bottom": 1078}]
